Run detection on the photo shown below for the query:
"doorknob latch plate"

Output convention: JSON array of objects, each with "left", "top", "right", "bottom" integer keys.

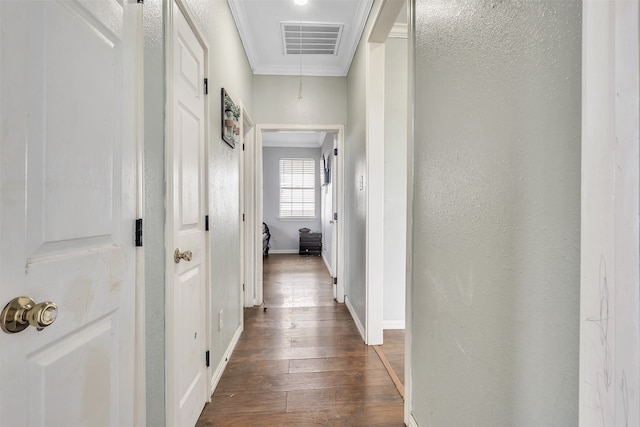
[{"left": 1, "top": 296, "right": 58, "bottom": 334}]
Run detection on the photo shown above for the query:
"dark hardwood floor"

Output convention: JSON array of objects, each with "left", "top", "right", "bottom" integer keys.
[
  {"left": 196, "top": 254, "right": 404, "bottom": 426},
  {"left": 374, "top": 330, "right": 405, "bottom": 398},
  {"left": 379, "top": 330, "right": 405, "bottom": 387}
]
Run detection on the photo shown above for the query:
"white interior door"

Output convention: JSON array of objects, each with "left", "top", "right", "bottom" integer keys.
[
  {"left": 331, "top": 134, "right": 338, "bottom": 296},
  {"left": 240, "top": 117, "right": 246, "bottom": 309},
  {"left": 0, "top": 1, "right": 139, "bottom": 426},
  {"left": 167, "top": 2, "right": 208, "bottom": 426},
  {"left": 243, "top": 113, "right": 256, "bottom": 307},
  {"left": 256, "top": 132, "right": 264, "bottom": 307}
]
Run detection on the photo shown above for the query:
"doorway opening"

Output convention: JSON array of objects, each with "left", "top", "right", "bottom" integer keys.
[{"left": 243, "top": 124, "right": 345, "bottom": 310}]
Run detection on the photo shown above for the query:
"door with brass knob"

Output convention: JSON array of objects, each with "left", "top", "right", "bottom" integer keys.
[
  {"left": 167, "top": 4, "right": 209, "bottom": 424},
  {"left": 0, "top": 1, "right": 139, "bottom": 425}
]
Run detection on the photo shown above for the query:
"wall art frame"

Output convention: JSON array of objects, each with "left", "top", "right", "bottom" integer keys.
[{"left": 221, "top": 88, "right": 240, "bottom": 148}]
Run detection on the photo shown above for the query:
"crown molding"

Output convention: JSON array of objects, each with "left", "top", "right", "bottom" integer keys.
[
  {"left": 342, "top": 0, "right": 374, "bottom": 69},
  {"left": 388, "top": 23, "right": 408, "bottom": 39},
  {"left": 227, "top": 0, "right": 258, "bottom": 72},
  {"left": 253, "top": 64, "right": 349, "bottom": 77}
]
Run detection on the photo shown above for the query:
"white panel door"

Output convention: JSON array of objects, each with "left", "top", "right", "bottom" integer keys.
[
  {"left": 0, "top": 1, "right": 138, "bottom": 426},
  {"left": 168, "top": 2, "right": 208, "bottom": 426},
  {"left": 331, "top": 135, "right": 338, "bottom": 295}
]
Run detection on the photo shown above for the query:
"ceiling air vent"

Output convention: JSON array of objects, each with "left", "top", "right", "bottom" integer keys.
[{"left": 281, "top": 22, "right": 344, "bottom": 55}]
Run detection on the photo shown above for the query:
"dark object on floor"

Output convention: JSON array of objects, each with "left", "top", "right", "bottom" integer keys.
[
  {"left": 262, "top": 222, "right": 270, "bottom": 255},
  {"left": 299, "top": 230, "right": 321, "bottom": 255}
]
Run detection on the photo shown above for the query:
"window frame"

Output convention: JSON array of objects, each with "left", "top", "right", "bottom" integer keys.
[{"left": 278, "top": 157, "right": 317, "bottom": 220}]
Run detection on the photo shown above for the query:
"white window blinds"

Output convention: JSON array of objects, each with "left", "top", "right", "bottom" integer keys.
[{"left": 279, "top": 158, "right": 316, "bottom": 217}]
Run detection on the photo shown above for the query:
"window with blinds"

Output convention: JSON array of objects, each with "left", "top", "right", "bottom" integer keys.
[{"left": 279, "top": 158, "right": 316, "bottom": 218}]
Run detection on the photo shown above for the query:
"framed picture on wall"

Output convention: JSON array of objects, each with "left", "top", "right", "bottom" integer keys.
[
  {"left": 221, "top": 88, "right": 239, "bottom": 148},
  {"left": 321, "top": 154, "right": 330, "bottom": 185}
]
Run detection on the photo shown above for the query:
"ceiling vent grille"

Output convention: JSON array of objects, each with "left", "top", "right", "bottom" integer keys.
[{"left": 281, "top": 22, "right": 344, "bottom": 55}]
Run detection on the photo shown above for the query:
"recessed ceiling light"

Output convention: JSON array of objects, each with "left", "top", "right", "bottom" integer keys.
[{"left": 294, "top": 0, "right": 308, "bottom": 5}]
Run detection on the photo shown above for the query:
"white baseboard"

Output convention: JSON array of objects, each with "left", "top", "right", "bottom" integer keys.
[
  {"left": 209, "top": 325, "right": 242, "bottom": 396},
  {"left": 408, "top": 414, "right": 419, "bottom": 427},
  {"left": 383, "top": 320, "right": 405, "bottom": 330},
  {"left": 268, "top": 249, "right": 298, "bottom": 254},
  {"left": 321, "top": 252, "right": 333, "bottom": 276},
  {"left": 345, "top": 296, "right": 365, "bottom": 341}
]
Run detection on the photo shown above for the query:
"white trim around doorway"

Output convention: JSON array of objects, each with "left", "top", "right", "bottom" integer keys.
[
  {"left": 405, "top": 0, "right": 414, "bottom": 423},
  {"left": 252, "top": 124, "right": 345, "bottom": 307},
  {"left": 240, "top": 103, "right": 255, "bottom": 310},
  {"left": 132, "top": 1, "right": 146, "bottom": 424},
  {"left": 365, "top": 0, "right": 411, "bottom": 421}
]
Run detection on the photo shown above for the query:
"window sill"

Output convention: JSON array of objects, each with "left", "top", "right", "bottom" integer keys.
[{"left": 277, "top": 217, "right": 317, "bottom": 222}]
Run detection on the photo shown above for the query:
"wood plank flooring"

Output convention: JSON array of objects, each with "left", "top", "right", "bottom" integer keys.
[
  {"left": 373, "top": 330, "right": 405, "bottom": 398},
  {"left": 196, "top": 254, "right": 404, "bottom": 426},
  {"left": 379, "top": 330, "right": 405, "bottom": 386}
]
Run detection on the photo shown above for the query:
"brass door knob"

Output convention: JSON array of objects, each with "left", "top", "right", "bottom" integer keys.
[
  {"left": 174, "top": 248, "right": 193, "bottom": 263},
  {"left": 1, "top": 296, "right": 58, "bottom": 334}
]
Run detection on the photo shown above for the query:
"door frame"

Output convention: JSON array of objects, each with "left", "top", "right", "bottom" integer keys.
[
  {"left": 364, "top": 0, "right": 407, "bottom": 344},
  {"left": 330, "top": 133, "right": 339, "bottom": 286},
  {"left": 252, "top": 124, "right": 345, "bottom": 305},
  {"left": 579, "top": 1, "right": 640, "bottom": 424},
  {"left": 365, "top": 0, "right": 410, "bottom": 419},
  {"left": 365, "top": 38, "right": 385, "bottom": 346},
  {"left": 241, "top": 106, "right": 256, "bottom": 308},
  {"left": 132, "top": 1, "right": 146, "bottom": 425},
  {"left": 406, "top": 0, "right": 414, "bottom": 424},
  {"left": 164, "top": 0, "right": 211, "bottom": 425}
]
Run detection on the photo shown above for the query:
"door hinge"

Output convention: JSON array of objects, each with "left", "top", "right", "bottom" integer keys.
[
  {"left": 205, "top": 215, "right": 209, "bottom": 231},
  {"left": 242, "top": 143, "right": 245, "bottom": 151},
  {"left": 334, "top": 148, "right": 338, "bottom": 156},
  {"left": 205, "top": 350, "right": 210, "bottom": 367},
  {"left": 243, "top": 283, "right": 245, "bottom": 291},
  {"left": 333, "top": 277, "right": 337, "bottom": 285},
  {"left": 135, "top": 218, "right": 143, "bottom": 247},
  {"left": 242, "top": 213, "right": 245, "bottom": 222},
  {"left": 204, "top": 78, "right": 208, "bottom": 95},
  {"left": 333, "top": 212, "right": 338, "bottom": 221}
]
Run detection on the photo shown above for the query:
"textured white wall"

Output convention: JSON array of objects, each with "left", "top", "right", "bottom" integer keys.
[
  {"left": 345, "top": 25, "right": 368, "bottom": 327},
  {"left": 143, "top": 0, "right": 253, "bottom": 424},
  {"left": 383, "top": 36, "right": 407, "bottom": 327},
  {"left": 411, "top": 0, "right": 581, "bottom": 425},
  {"left": 142, "top": 1, "right": 166, "bottom": 425},
  {"left": 262, "top": 146, "right": 322, "bottom": 251},
  {"left": 253, "top": 75, "right": 347, "bottom": 125},
  {"left": 345, "top": 0, "right": 383, "bottom": 331}
]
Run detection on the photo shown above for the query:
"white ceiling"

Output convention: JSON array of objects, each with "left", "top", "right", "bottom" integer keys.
[
  {"left": 228, "top": 0, "right": 374, "bottom": 76},
  {"left": 262, "top": 131, "right": 328, "bottom": 148},
  {"left": 233, "top": 1, "right": 407, "bottom": 147}
]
